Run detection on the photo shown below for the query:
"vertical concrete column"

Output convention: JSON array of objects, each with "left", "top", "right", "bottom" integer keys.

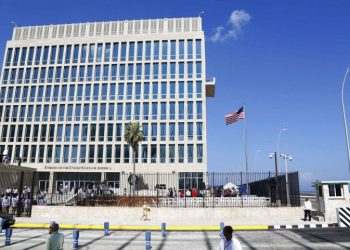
[{"left": 48, "top": 171, "right": 54, "bottom": 194}]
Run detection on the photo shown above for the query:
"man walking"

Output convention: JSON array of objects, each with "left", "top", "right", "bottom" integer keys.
[
  {"left": 46, "top": 222, "right": 64, "bottom": 250},
  {"left": 303, "top": 198, "right": 312, "bottom": 221},
  {"left": 217, "top": 226, "right": 242, "bottom": 250}
]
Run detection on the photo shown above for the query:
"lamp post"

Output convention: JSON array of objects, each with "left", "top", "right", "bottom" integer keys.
[
  {"left": 341, "top": 67, "right": 350, "bottom": 176},
  {"left": 280, "top": 154, "right": 292, "bottom": 207}
]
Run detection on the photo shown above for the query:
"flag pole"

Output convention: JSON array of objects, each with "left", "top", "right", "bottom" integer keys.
[{"left": 243, "top": 105, "right": 249, "bottom": 196}]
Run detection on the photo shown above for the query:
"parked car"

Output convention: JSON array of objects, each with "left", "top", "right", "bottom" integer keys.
[{"left": 0, "top": 213, "right": 15, "bottom": 229}]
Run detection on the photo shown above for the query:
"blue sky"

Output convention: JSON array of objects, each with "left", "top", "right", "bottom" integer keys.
[{"left": 1, "top": 0, "right": 350, "bottom": 190}]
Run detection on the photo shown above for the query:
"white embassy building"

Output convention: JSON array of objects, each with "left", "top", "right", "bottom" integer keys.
[{"left": 0, "top": 17, "right": 215, "bottom": 193}]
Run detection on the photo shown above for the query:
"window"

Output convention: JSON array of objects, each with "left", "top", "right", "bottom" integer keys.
[
  {"left": 81, "top": 124, "right": 88, "bottom": 142},
  {"left": 65, "top": 45, "right": 71, "bottom": 64},
  {"left": 153, "top": 63, "right": 159, "bottom": 79},
  {"left": 95, "top": 65, "right": 101, "bottom": 81},
  {"left": 169, "top": 102, "right": 175, "bottom": 120},
  {"left": 179, "top": 62, "right": 184, "bottom": 78},
  {"left": 55, "top": 66, "right": 62, "bottom": 82},
  {"left": 136, "top": 64, "right": 142, "bottom": 80},
  {"left": 160, "top": 144, "right": 166, "bottom": 163},
  {"left": 169, "top": 123, "right": 175, "bottom": 141},
  {"left": 151, "top": 123, "right": 157, "bottom": 141},
  {"left": 20, "top": 47, "right": 26, "bottom": 66},
  {"left": 79, "top": 66, "right": 85, "bottom": 81},
  {"left": 169, "top": 144, "right": 175, "bottom": 163},
  {"left": 118, "top": 83, "right": 124, "bottom": 100},
  {"left": 145, "top": 41, "right": 151, "bottom": 60},
  {"left": 58, "top": 45, "right": 64, "bottom": 64},
  {"left": 97, "top": 43, "right": 103, "bottom": 62},
  {"left": 161, "top": 82, "right": 167, "bottom": 99},
  {"left": 142, "top": 145, "right": 148, "bottom": 163},
  {"left": 51, "top": 105, "right": 57, "bottom": 121},
  {"left": 2, "top": 69, "right": 9, "bottom": 84},
  {"left": 43, "top": 46, "right": 49, "bottom": 64},
  {"left": 115, "top": 145, "right": 121, "bottom": 163},
  {"left": 59, "top": 104, "right": 65, "bottom": 121},
  {"left": 161, "top": 102, "right": 166, "bottom": 120},
  {"left": 99, "top": 124, "right": 105, "bottom": 141},
  {"left": 111, "top": 64, "right": 117, "bottom": 81},
  {"left": 35, "top": 105, "right": 42, "bottom": 121},
  {"left": 161, "top": 63, "right": 167, "bottom": 79},
  {"left": 50, "top": 46, "right": 57, "bottom": 64},
  {"left": 49, "top": 125, "right": 55, "bottom": 141},
  {"left": 162, "top": 40, "right": 168, "bottom": 60},
  {"left": 178, "top": 144, "right": 184, "bottom": 163},
  {"left": 18, "top": 69, "right": 24, "bottom": 84},
  {"left": 152, "top": 102, "right": 158, "bottom": 120},
  {"left": 196, "top": 39, "right": 202, "bottom": 59},
  {"left": 188, "top": 62, "right": 193, "bottom": 78},
  {"left": 71, "top": 145, "right": 78, "bottom": 163},
  {"left": 137, "top": 41, "right": 143, "bottom": 60},
  {"left": 104, "top": 43, "right": 111, "bottom": 62},
  {"left": 117, "top": 103, "right": 123, "bottom": 120},
  {"left": 115, "top": 124, "right": 122, "bottom": 141},
  {"left": 179, "top": 40, "right": 184, "bottom": 59},
  {"left": 144, "top": 82, "right": 150, "bottom": 99},
  {"left": 110, "top": 83, "right": 116, "bottom": 100},
  {"left": 196, "top": 101, "right": 202, "bottom": 119},
  {"left": 73, "top": 45, "right": 79, "bottom": 63},
  {"left": 65, "top": 124, "right": 71, "bottom": 142},
  {"left": 134, "top": 103, "right": 140, "bottom": 120},
  {"left": 121, "top": 42, "right": 127, "bottom": 61},
  {"left": 69, "top": 85, "right": 75, "bottom": 101},
  {"left": 47, "top": 145, "right": 53, "bottom": 163},
  {"left": 142, "top": 123, "right": 148, "bottom": 141},
  {"left": 13, "top": 48, "right": 20, "bottom": 66},
  {"left": 170, "top": 82, "right": 176, "bottom": 99},
  {"left": 41, "top": 124, "right": 47, "bottom": 141},
  {"left": 93, "top": 84, "right": 99, "bottom": 100},
  {"left": 112, "top": 42, "right": 119, "bottom": 61},
  {"left": 196, "top": 62, "right": 202, "bottom": 78},
  {"left": 92, "top": 104, "right": 98, "bottom": 121},
  {"left": 143, "top": 103, "right": 149, "bottom": 120},
  {"left": 30, "top": 145, "right": 37, "bottom": 163},
  {"left": 106, "top": 145, "right": 112, "bottom": 163},
  {"left": 160, "top": 123, "right": 166, "bottom": 141},
  {"left": 178, "top": 102, "right": 184, "bottom": 119},
  {"left": 126, "top": 103, "right": 131, "bottom": 120},
  {"left": 38, "top": 145, "right": 45, "bottom": 163},
  {"left": 102, "top": 83, "right": 108, "bottom": 100},
  {"left": 188, "top": 123, "right": 193, "bottom": 140},
  {"left": 107, "top": 124, "right": 113, "bottom": 141},
  {"left": 67, "top": 104, "right": 73, "bottom": 121},
  {"left": 108, "top": 103, "right": 115, "bottom": 120},
  {"left": 88, "top": 145, "right": 95, "bottom": 163},
  {"left": 188, "top": 101, "right": 193, "bottom": 119},
  {"left": 197, "top": 122, "right": 203, "bottom": 140},
  {"left": 187, "top": 40, "right": 193, "bottom": 59},
  {"left": 89, "top": 44, "right": 95, "bottom": 62},
  {"left": 170, "top": 40, "right": 176, "bottom": 59},
  {"left": 103, "top": 65, "right": 109, "bottom": 81},
  {"left": 55, "top": 145, "right": 61, "bottom": 163},
  {"left": 63, "top": 67, "right": 69, "bottom": 82},
  {"left": 153, "top": 41, "right": 159, "bottom": 60},
  {"left": 328, "top": 184, "right": 342, "bottom": 197},
  {"left": 129, "top": 42, "right": 135, "bottom": 61},
  {"left": 85, "top": 84, "right": 91, "bottom": 101},
  {"left": 178, "top": 123, "right": 184, "bottom": 141},
  {"left": 80, "top": 145, "right": 86, "bottom": 163},
  {"left": 127, "top": 64, "right": 133, "bottom": 80},
  {"left": 124, "top": 145, "right": 129, "bottom": 163},
  {"left": 63, "top": 145, "right": 69, "bottom": 163},
  {"left": 152, "top": 82, "right": 158, "bottom": 99},
  {"left": 90, "top": 124, "right": 96, "bottom": 141},
  {"left": 60, "top": 85, "right": 67, "bottom": 101},
  {"left": 127, "top": 83, "right": 133, "bottom": 100},
  {"left": 151, "top": 144, "right": 157, "bottom": 163},
  {"left": 5, "top": 48, "right": 13, "bottom": 66}
]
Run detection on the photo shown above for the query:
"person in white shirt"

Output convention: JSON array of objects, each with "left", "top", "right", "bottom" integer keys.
[
  {"left": 217, "top": 225, "right": 242, "bottom": 250},
  {"left": 303, "top": 198, "right": 312, "bottom": 221}
]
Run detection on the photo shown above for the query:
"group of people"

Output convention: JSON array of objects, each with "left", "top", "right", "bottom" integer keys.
[{"left": 0, "top": 186, "right": 31, "bottom": 216}]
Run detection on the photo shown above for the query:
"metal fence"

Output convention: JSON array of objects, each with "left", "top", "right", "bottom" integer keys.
[
  {"left": 0, "top": 164, "right": 36, "bottom": 217},
  {"left": 34, "top": 171, "right": 300, "bottom": 208}
]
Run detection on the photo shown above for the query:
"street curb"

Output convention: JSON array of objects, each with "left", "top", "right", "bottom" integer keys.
[{"left": 11, "top": 223, "right": 338, "bottom": 231}]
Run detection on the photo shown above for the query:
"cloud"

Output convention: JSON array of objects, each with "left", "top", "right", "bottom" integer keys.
[{"left": 210, "top": 10, "right": 251, "bottom": 43}]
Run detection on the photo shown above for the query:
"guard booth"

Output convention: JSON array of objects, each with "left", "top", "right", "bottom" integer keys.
[
  {"left": 315, "top": 180, "right": 350, "bottom": 221},
  {"left": 0, "top": 163, "right": 37, "bottom": 217}
]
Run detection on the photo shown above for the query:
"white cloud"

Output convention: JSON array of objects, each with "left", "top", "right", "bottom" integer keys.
[{"left": 210, "top": 10, "right": 251, "bottom": 43}]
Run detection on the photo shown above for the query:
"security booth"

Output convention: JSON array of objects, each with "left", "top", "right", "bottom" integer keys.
[
  {"left": 315, "top": 180, "right": 350, "bottom": 221},
  {"left": 0, "top": 163, "right": 37, "bottom": 217}
]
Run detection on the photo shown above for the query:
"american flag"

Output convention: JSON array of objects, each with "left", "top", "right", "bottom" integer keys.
[{"left": 225, "top": 106, "right": 245, "bottom": 125}]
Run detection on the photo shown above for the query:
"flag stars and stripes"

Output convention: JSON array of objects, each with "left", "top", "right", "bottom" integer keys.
[{"left": 225, "top": 106, "right": 245, "bottom": 125}]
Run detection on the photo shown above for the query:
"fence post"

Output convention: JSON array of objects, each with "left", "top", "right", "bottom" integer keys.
[
  {"left": 156, "top": 172, "right": 159, "bottom": 208},
  {"left": 212, "top": 173, "right": 215, "bottom": 208},
  {"left": 145, "top": 231, "right": 151, "bottom": 250},
  {"left": 16, "top": 171, "right": 25, "bottom": 217},
  {"left": 0, "top": 217, "right": 3, "bottom": 234},
  {"left": 29, "top": 171, "right": 36, "bottom": 217},
  {"left": 240, "top": 171, "right": 243, "bottom": 208},
  {"left": 104, "top": 222, "right": 109, "bottom": 236},
  {"left": 161, "top": 222, "right": 166, "bottom": 238},
  {"left": 5, "top": 228, "right": 12, "bottom": 246},
  {"left": 220, "top": 222, "right": 224, "bottom": 237},
  {"left": 73, "top": 230, "right": 79, "bottom": 249}
]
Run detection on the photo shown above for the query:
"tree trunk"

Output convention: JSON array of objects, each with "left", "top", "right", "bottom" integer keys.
[{"left": 132, "top": 146, "right": 136, "bottom": 196}]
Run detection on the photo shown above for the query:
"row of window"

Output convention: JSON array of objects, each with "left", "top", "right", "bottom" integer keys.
[
  {"left": 4, "top": 40, "right": 202, "bottom": 67},
  {"left": 0, "top": 101, "right": 203, "bottom": 123},
  {"left": 2, "top": 61, "right": 203, "bottom": 84},
  {"left": 0, "top": 81, "right": 203, "bottom": 103},
  {"left": 1, "top": 122, "right": 203, "bottom": 143},
  {"left": 1, "top": 143, "right": 204, "bottom": 164}
]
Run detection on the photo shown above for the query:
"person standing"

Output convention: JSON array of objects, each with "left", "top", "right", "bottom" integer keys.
[
  {"left": 46, "top": 222, "right": 64, "bottom": 250},
  {"left": 217, "top": 226, "right": 242, "bottom": 250},
  {"left": 140, "top": 202, "right": 150, "bottom": 221},
  {"left": 303, "top": 198, "right": 312, "bottom": 221}
]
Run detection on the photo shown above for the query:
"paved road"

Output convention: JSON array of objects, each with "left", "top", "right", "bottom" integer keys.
[{"left": 0, "top": 228, "right": 349, "bottom": 249}]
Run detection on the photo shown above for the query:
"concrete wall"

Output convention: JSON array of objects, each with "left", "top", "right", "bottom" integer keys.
[
  {"left": 322, "top": 184, "right": 350, "bottom": 221},
  {"left": 30, "top": 205, "right": 309, "bottom": 226}
]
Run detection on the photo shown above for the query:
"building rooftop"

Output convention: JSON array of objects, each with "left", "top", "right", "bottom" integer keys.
[{"left": 10, "top": 17, "right": 203, "bottom": 42}]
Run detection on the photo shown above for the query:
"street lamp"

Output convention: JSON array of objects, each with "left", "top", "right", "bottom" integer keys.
[
  {"left": 280, "top": 153, "right": 292, "bottom": 207},
  {"left": 341, "top": 67, "right": 350, "bottom": 176}
]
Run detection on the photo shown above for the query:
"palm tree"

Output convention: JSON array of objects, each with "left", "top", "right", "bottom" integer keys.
[{"left": 124, "top": 122, "right": 144, "bottom": 195}]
